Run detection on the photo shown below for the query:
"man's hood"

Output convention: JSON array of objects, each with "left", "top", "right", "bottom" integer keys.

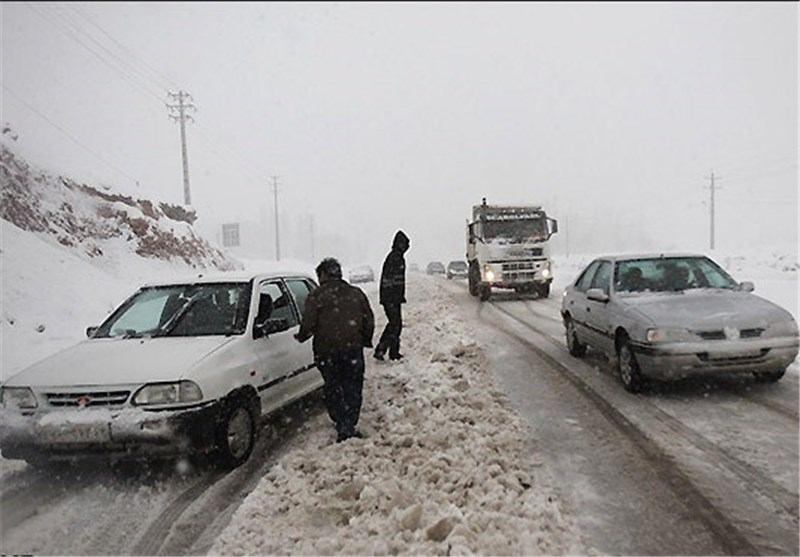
[
  {"left": 4, "top": 336, "right": 235, "bottom": 387},
  {"left": 392, "top": 230, "right": 410, "bottom": 253}
]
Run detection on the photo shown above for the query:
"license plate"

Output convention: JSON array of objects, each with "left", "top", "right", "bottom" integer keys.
[{"left": 37, "top": 423, "right": 111, "bottom": 444}]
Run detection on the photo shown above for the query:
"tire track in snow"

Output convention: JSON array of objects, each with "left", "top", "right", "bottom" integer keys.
[
  {"left": 481, "top": 301, "right": 758, "bottom": 555},
  {"left": 486, "top": 300, "right": 797, "bottom": 553}
]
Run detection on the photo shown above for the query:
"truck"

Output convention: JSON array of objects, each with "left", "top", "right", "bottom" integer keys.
[{"left": 466, "top": 198, "right": 558, "bottom": 301}]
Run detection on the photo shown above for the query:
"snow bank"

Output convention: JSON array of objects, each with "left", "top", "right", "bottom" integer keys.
[{"left": 212, "top": 278, "right": 582, "bottom": 556}]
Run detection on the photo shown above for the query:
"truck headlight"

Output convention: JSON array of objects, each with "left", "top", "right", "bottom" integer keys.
[
  {"left": 646, "top": 328, "right": 695, "bottom": 343},
  {"left": 132, "top": 381, "right": 203, "bottom": 406},
  {"left": 0, "top": 387, "right": 38, "bottom": 409},
  {"left": 483, "top": 265, "right": 495, "bottom": 282},
  {"left": 542, "top": 268, "right": 551, "bottom": 278}
]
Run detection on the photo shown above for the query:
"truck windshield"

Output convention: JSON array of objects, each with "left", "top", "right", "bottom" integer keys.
[
  {"left": 484, "top": 218, "right": 547, "bottom": 242},
  {"left": 95, "top": 282, "right": 251, "bottom": 338}
]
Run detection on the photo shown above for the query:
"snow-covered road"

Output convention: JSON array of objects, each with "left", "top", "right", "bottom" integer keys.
[
  {"left": 1, "top": 274, "right": 797, "bottom": 555},
  {"left": 440, "top": 276, "right": 798, "bottom": 555}
]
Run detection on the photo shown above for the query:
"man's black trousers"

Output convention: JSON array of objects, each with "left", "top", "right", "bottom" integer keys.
[
  {"left": 376, "top": 303, "right": 403, "bottom": 358},
  {"left": 316, "top": 348, "right": 365, "bottom": 437}
]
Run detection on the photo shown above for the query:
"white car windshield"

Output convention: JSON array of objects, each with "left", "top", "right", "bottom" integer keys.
[
  {"left": 95, "top": 282, "right": 251, "bottom": 338},
  {"left": 614, "top": 257, "right": 739, "bottom": 294}
]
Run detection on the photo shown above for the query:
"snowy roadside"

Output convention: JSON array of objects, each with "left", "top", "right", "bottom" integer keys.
[{"left": 211, "top": 277, "right": 584, "bottom": 556}]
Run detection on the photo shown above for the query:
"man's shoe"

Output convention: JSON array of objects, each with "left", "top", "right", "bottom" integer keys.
[
  {"left": 389, "top": 353, "right": 404, "bottom": 361},
  {"left": 373, "top": 350, "right": 385, "bottom": 361}
]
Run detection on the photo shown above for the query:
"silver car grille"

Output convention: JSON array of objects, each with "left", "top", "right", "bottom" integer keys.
[
  {"left": 45, "top": 390, "right": 131, "bottom": 407},
  {"left": 696, "top": 328, "right": 764, "bottom": 341}
]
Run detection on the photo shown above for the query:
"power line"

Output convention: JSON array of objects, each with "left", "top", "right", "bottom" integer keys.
[
  {"left": 2, "top": 83, "right": 140, "bottom": 184},
  {"left": 65, "top": 4, "right": 179, "bottom": 90},
  {"left": 23, "top": 2, "right": 281, "bottom": 197},
  {"left": 25, "top": 2, "right": 165, "bottom": 104}
]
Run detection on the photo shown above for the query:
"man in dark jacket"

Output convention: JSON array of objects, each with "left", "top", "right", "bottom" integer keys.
[
  {"left": 295, "top": 258, "right": 375, "bottom": 442},
  {"left": 374, "top": 230, "right": 410, "bottom": 361}
]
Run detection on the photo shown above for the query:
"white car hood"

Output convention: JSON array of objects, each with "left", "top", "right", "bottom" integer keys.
[{"left": 4, "top": 337, "right": 235, "bottom": 387}]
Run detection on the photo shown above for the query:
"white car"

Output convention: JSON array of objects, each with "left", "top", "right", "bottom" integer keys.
[{"left": 0, "top": 271, "right": 323, "bottom": 468}]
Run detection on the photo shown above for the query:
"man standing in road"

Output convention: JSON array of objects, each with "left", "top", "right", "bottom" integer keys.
[
  {"left": 374, "top": 230, "right": 410, "bottom": 361},
  {"left": 295, "top": 258, "right": 375, "bottom": 442}
]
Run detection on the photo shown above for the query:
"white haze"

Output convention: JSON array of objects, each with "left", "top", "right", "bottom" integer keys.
[{"left": 2, "top": 2, "right": 797, "bottom": 267}]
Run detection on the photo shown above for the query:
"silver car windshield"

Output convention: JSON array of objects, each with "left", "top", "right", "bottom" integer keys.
[
  {"left": 614, "top": 257, "right": 738, "bottom": 294},
  {"left": 95, "top": 283, "right": 251, "bottom": 338}
]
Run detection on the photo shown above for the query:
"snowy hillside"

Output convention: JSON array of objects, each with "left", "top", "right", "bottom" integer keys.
[{"left": 0, "top": 144, "right": 238, "bottom": 379}]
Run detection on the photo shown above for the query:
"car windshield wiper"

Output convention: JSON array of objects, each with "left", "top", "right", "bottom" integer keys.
[{"left": 153, "top": 292, "right": 203, "bottom": 337}]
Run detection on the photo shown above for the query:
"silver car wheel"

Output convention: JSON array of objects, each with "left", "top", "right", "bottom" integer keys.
[
  {"left": 619, "top": 345, "right": 634, "bottom": 386},
  {"left": 226, "top": 407, "right": 253, "bottom": 460},
  {"left": 567, "top": 321, "right": 577, "bottom": 349}
]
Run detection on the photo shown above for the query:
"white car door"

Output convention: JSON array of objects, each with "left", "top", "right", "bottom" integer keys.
[
  {"left": 251, "top": 279, "right": 309, "bottom": 415},
  {"left": 283, "top": 277, "right": 323, "bottom": 397}
]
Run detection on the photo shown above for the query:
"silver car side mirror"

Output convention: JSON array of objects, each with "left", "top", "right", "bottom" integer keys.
[
  {"left": 586, "top": 288, "right": 610, "bottom": 303},
  {"left": 739, "top": 281, "right": 755, "bottom": 292}
]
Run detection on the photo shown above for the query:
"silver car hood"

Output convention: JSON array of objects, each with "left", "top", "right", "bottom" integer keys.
[{"left": 621, "top": 290, "right": 792, "bottom": 330}]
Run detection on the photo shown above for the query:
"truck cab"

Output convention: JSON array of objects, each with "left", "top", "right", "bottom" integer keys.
[{"left": 467, "top": 198, "right": 558, "bottom": 301}]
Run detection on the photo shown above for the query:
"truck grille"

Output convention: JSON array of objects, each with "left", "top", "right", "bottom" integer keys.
[
  {"left": 696, "top": 328, "right": 764, "bottom": 341},
  {"left": 46, "top": 390, "right": 131, "bottom": 407},
  {"left": 501, "top": 260, "right": 544, "bottom": 272}
]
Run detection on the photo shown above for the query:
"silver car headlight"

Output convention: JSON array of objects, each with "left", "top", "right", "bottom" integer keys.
[
  {"left": 766, "top": 319, "right": 799, "bottom": 338},
  {"left": 646, "top": 328, "right": 696, "bottom": 343},
  {"left": 132, "top": 381, "right": 203, "bottom": 406},
  {"left": 0, "top": 386, "right": 38, "bottom": 409}
]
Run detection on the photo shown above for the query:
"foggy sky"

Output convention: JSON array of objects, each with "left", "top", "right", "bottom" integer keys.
[{"left": 2, "top": 2, "right": 797, "bottom": 267}]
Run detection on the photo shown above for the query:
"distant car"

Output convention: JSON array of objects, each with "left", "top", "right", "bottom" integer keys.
[
  {"left": 446, "top": 260, "right": 468, "bottom": 280},
  {"left": 426, "top": 261, "right": 446, "bottom": 275},
  {"left": 348, "top": 265, "right": 375, "bottom": 284},
  {"left": 0, "top": 271, "right": 322, "bottom": 468},
  {"left": 409, "top": 263, "right": 420, "bottom": 273},
  {"left": 561, "top": 254, "right": 799, "bottom": 392}
]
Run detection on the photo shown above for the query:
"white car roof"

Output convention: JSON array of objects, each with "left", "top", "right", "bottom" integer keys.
[{"left": 141, "top": 269, "right": 314, "bottom": 287}]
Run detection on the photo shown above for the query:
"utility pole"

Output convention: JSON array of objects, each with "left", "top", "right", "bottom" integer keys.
[
  {"left": 704, "top": 172, "right": 722, "bottom": 250},
  {"left": 166, "top": 90, "right": 196, "bottom": 206},
  {"left": 309, "top": 214, "right": 316, "bottom": 262},
  {"left": 271, "top": 176, "right": 281, "bottom": 260}
]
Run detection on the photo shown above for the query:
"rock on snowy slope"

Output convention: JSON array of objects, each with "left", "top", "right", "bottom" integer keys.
[
  {"left": 0, "top": 143, "right": 234, "bottom": 269},
  {"left": 0, "top": 145, "right": 239, "bottom": 379},
  {"left": 211, "top": 278, "right": 584, "bottom": 556}
]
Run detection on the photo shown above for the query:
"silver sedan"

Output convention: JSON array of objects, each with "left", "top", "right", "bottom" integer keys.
[{"left": 560, "top": 254, "right": 799, "bottom": 392}]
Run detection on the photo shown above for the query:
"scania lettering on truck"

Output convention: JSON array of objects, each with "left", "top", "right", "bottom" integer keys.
[{"left": 467, "top": 198, "right": 558, "bottom": 301}]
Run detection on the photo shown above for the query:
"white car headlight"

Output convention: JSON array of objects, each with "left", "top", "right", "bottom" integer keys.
[
  {"left": 766, "top": 319, "right": 800, "bottom": 338},
  {"left": 1, "top": 386, "right": 38, "bottom": 409},
  {"left": 132, "top": 381, "right": 203, "bottom": 406},
  {"left": 646, "top": 328, "right": 696, "bottom": 343}
]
